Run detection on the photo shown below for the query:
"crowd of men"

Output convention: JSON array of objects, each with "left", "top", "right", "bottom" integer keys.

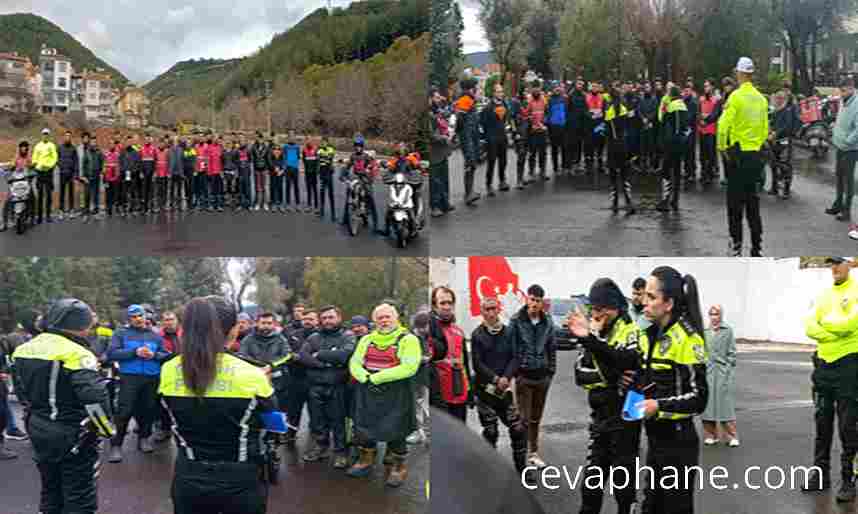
[
  {"left": 0, "top": 298, "right": 436, "bottom": 502},
  {"left": 432, "top": 57, "right": 858, "bottom": 256},
  {"left": 2, "top": 129, "right": 427, "bottom": 237}
]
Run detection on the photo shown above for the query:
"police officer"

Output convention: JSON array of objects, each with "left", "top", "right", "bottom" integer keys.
[
  {"left": 717, "top": 57, "right": 769, "bottom": 257},
  {"left": 470, "top": 297, "right": 526, "bottom": 473},
  {"left": 107, "top": 304, "right": 169, "bottom": 462},
  {"left": 159, "top": 296, "right": 277, "bottom": 514},
  {"left": 568, "top": 279, "right": 643, "bottom": 514},
  {"left": 802, "top": 257, "right": 858, "bottom": 501},
  {"left": 11, "top": 299, "right": 115, "bottom": 514},
  {"left": 629, "top": 267, "right": 708, "bottom": 514},
  {"left": 298, "top": 305, "right": 356, "bottom": 468}
]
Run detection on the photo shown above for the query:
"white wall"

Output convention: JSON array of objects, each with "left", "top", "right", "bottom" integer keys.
[{"left": 442, "top": 257, "right": 836, "bottom": 345}]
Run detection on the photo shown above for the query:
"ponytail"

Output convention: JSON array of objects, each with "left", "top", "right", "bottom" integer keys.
[
  {"left": 682, "top": 274, "right": 704, "bottom": 336},
  {"left": 650, "top": 266, "right": 704, "bottom": 336},
  {"left": 180, "top": 298, "right": 225, "bottom": 397}
]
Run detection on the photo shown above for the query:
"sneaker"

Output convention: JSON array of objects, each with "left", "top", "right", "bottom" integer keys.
[
  {"left": 826, "top": 206, "right": 842, "bottom": 216},
  {"left": 499, "top": 182, "right": 510, "bottom": 192},
  {"left": 728, "top": 439, "right": 740, "bottom": 447},
  {"left": 703, "top": 438, "right": 717, "bottom": 446},
  {"left": 263, "top": 205, "right": 270, "bottom": 212},
  {"left": 431, "top": 208, "right": 444, "bottom": 218},
  {"left": 3, "top": 428, "right": 28, "bottom": 441},
  {"left": 848, "top": 225, "right": 858, "bottom": 240},
  {"left": 0, "top": 446, "right": 17, "bottom": 460},
  {"left": 303, "top": 444, "right": 329, "bottom": 463},
  {"left": 139, "top": 436, "right": 154, "bottom": 453},
  {"left": 406, "top": 429, "right": 426, "bottom": 445},
  {"left": 333, "top": 454, "right": 350, "bottom": 469}
]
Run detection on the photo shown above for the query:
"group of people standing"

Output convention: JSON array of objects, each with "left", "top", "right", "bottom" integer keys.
[
  {"left": 2, "top": 294, "right": 432, "bottom": 514},
  {"left": 442, "top": 57, "right": 785, "bottom": 256},
  {"left": 3, "top": 128, "right": 347, "bottom": 230},
  {"left": 432, "top": 267, "right": 746, "bottom": 514}
]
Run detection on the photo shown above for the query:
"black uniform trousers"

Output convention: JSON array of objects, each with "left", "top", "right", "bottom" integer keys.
[
  {"left": 172, "top": 454, "right": 267, "bottom": 514},
  {"left": 812, "top": 355, "right": 858, "bottom": 482},
  {"left": 725, "top": 149, "right": 763, "bottom": 253},
  {"left": 485, "top": 138, "right": 508, "bottom": 188},
  {"left": 36, "top": 443, "right": 100, "bottom": 514},
  {"left": 641, "top": 418, "right": 699, "bottom": 514},
  {"left": 580, "top": 420, "right": 641, "bottom": 514}
]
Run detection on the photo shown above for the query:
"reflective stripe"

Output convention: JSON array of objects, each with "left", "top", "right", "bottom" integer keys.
[
  {"left": 237, "top": 397, "right": 257, "bottom": 462},
  {"left": 258, "top": 429, "right": 267, "bottom": 457},
  {"left": 160, "top": 398, "right": 195, "bottom": 460},
  {"left": 49, "top": 361, "right": 59, "bottom": 421},
  {"left": 85, "top": 403, "right": 116, "bottom": 437}
]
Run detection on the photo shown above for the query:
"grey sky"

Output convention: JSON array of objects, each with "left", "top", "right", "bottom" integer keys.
[
  {"left": 458, "top": 0, "right": 489, "bottom": 54},
  {"left": 1, "top": 0, "right": 351, "bottom": 84}
]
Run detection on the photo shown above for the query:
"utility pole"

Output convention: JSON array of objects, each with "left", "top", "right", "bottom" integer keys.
[
  {"left": 210, "top": 89, "right": 215, "bottom": 132},
  {"left": 265, "top": 79, "right": 272, "bottom": 136}
]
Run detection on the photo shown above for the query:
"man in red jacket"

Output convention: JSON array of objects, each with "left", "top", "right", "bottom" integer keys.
[
  {"left": 192, "top": 137, "right": 210, "bottom": 211},
  {"left": 207, "top": 136, "right": 225, "bottom": 212},
  {"left": 140, "top": 135, "right": 158, "bottom": 214},
  {"left": 430, "top": 286, "right": 470, "bottom": 422},
  {"left": 153, "top": 311, "right": 181, "bottom": 442}
]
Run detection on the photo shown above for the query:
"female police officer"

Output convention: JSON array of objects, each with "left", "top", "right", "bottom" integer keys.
[
  {"left": 636, "top": 266, "right": 709, "bottom": 514},
  {"left": 158, "top": 296, "right": 277, "bottom": 514},
  {"left": 12, "top": 298, "right": 115, "bottom": 514}
]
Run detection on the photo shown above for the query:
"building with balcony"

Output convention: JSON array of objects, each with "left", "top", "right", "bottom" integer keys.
[
  {"left": 70, "top": 68, "right": 115, "bottom": 122},
  {"left": 39, "top": 45, "right": 72, "bottom": 113},
  {"left": 0, "top": 51, "right": 37, "bottom": 112}
]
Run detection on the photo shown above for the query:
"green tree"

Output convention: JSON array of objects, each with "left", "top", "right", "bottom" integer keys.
[{"left": 112, "top": 257, "right": 163, "bottom": 308}]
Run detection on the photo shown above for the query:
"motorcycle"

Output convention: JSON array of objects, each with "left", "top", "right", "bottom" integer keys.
[
  {"left": 795, "top": 96, "right": 832, "bottom": 160},
  {"left": 1, "top": 165, "right": 36, "bottom": 235},
  {"left": 765, "top": 137, "right": 793, "bottom": 198},
  {"left": 381, "top": 159, "right": 428, "bottom": 248},
  {"left": 340, "top": 158, "right": 376, "bottom": 237}
]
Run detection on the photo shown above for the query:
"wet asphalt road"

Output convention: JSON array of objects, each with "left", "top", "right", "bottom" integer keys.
[
  {"left": 430, "top": 147, "right": 851, "bottom": 257},
  {"left": 459, "top": 348, "right": 852, "bottom": 514},
  {"left": 0, "top": 400, "right": 429, "bottom": 514},
  {"left": 0, "top": 180, "right": 428, "bottom": 257}
]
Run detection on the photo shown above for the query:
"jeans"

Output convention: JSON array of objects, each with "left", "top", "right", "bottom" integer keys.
[
  {"left": 239, "top": 172, "right": 252, "bottom": 208},
  {"left": 285, "top": 168, "right": 300, "bottom": 206},
  {"left": 1, "top": 393, "right": 19, "bottom": 432},
  {"left": 833, "top": 149, "right": 858, "bottom": 213},
  {"left": 270, "top": 173, "right": 284, "bottom": 206},
  {"left": 84, "top": 177, "right": 101, "bottom": 215},
  {"left": 319, "top": 168, "right": 336, "bottom": 220}
]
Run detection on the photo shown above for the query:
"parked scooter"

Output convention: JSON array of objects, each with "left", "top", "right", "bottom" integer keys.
[{"left": 1, "top": 164, "right": 36, "bottom": 235}]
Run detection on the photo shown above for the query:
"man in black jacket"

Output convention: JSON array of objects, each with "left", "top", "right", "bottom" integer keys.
[
  {"left": 238, "top": 312, "right": 292, "bottom": 417},
  {"left": 284, "top": 308, "right": 316, "bottom": 447},
  {"left": 567, "top": 78, "right": 590, "bottom": 171},
  {"left": 120, "top": 135, "right": 141, "bottom": 217},
  {"left": 251, "top": 132, "right": 271, "bottom": 211},
  {"left": 471, "top": 297, "right": 526, "bottom": 473},
  {"left": 80, "top": 138, "right": 104, "bottom": 222},
  {"left": 57, "top": 131, "right": 79, "bottom": 221},
  {"left": 298, "top": 305, "right": 356, "bottom": 468},
  {"left": 768, "top": 90, "right": 800, "bottom": 197},
  {"left": 509, "top": 284, "right": 556, "bottom": 469},
  {"left": 480, "top": 83, "right": 511, "bottom": 196}
]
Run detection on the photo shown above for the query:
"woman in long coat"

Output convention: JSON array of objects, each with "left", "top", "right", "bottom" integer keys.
[{"left": 702, "top": 304, "right": 740, "bottom": 446}]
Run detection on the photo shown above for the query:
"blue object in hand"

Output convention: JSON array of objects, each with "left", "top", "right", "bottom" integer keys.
[
  {"left": 261, "top": 411, "right": 289, "bottom": 433},
  {"left": 622, "top": 390, "right": 645, "bottom": 421}
]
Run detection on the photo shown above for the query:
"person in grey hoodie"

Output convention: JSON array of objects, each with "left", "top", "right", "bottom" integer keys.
[
  {"left": 828, "top": 77, "right": 858, "bottom": 221},
  {"left": 168, "top": 136, "right": 185, "bottom": 211}
]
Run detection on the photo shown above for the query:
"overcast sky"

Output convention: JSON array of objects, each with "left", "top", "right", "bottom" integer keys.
[
  {"left": 1, "top": 0, "right": 352, "bottom": 84},
  {"left": 458, "top": 0, "right": 489, "bottom": 54}
]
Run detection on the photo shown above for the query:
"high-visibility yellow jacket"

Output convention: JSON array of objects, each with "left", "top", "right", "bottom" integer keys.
[
  {"left": 806, "top": 277, "right": 858, "bottom": 364},
  {"left": 32, "top": 140, "right": 58, "bottom": 173},
  {"left": 717, "top": 81, "right": 769, "bottom": 152}
]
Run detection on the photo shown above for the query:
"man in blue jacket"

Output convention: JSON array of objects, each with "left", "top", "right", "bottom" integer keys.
[
  {"left": 548, "top": 83, "right": 568, "bottom": 175},
  {"left": 106, "top": 304, "right": 169, "bottom": 463},
  {"left": 284, "top": 136, "right": 302, "bottom": 213}
]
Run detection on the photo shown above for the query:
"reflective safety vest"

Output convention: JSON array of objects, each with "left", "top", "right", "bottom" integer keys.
[
  {"left": 640, "top": 318, "right": 707, "bottom": 421},
  {"left": 364, "top": 334, "right": 403, "bottom": 371},
  {"left": 576, "top": 316, "right": 640, "bottom": 390}
]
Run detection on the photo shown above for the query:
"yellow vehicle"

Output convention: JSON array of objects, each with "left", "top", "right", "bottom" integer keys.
[{"left": 177, "top": 120, "right": 195, "bottom": 136}]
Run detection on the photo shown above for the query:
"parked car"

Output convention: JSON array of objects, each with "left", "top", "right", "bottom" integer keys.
[{"left": 546, "top": 295, "right": 590, "bottom": 350}]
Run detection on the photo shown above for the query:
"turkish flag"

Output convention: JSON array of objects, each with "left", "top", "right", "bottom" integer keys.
[{"left": 467, "top": 256, "right": 526, "bottom": 317}]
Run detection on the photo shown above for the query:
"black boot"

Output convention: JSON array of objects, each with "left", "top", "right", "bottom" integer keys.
[{"left": 464, "top": 166, "right": 480, "bottom": 206}]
